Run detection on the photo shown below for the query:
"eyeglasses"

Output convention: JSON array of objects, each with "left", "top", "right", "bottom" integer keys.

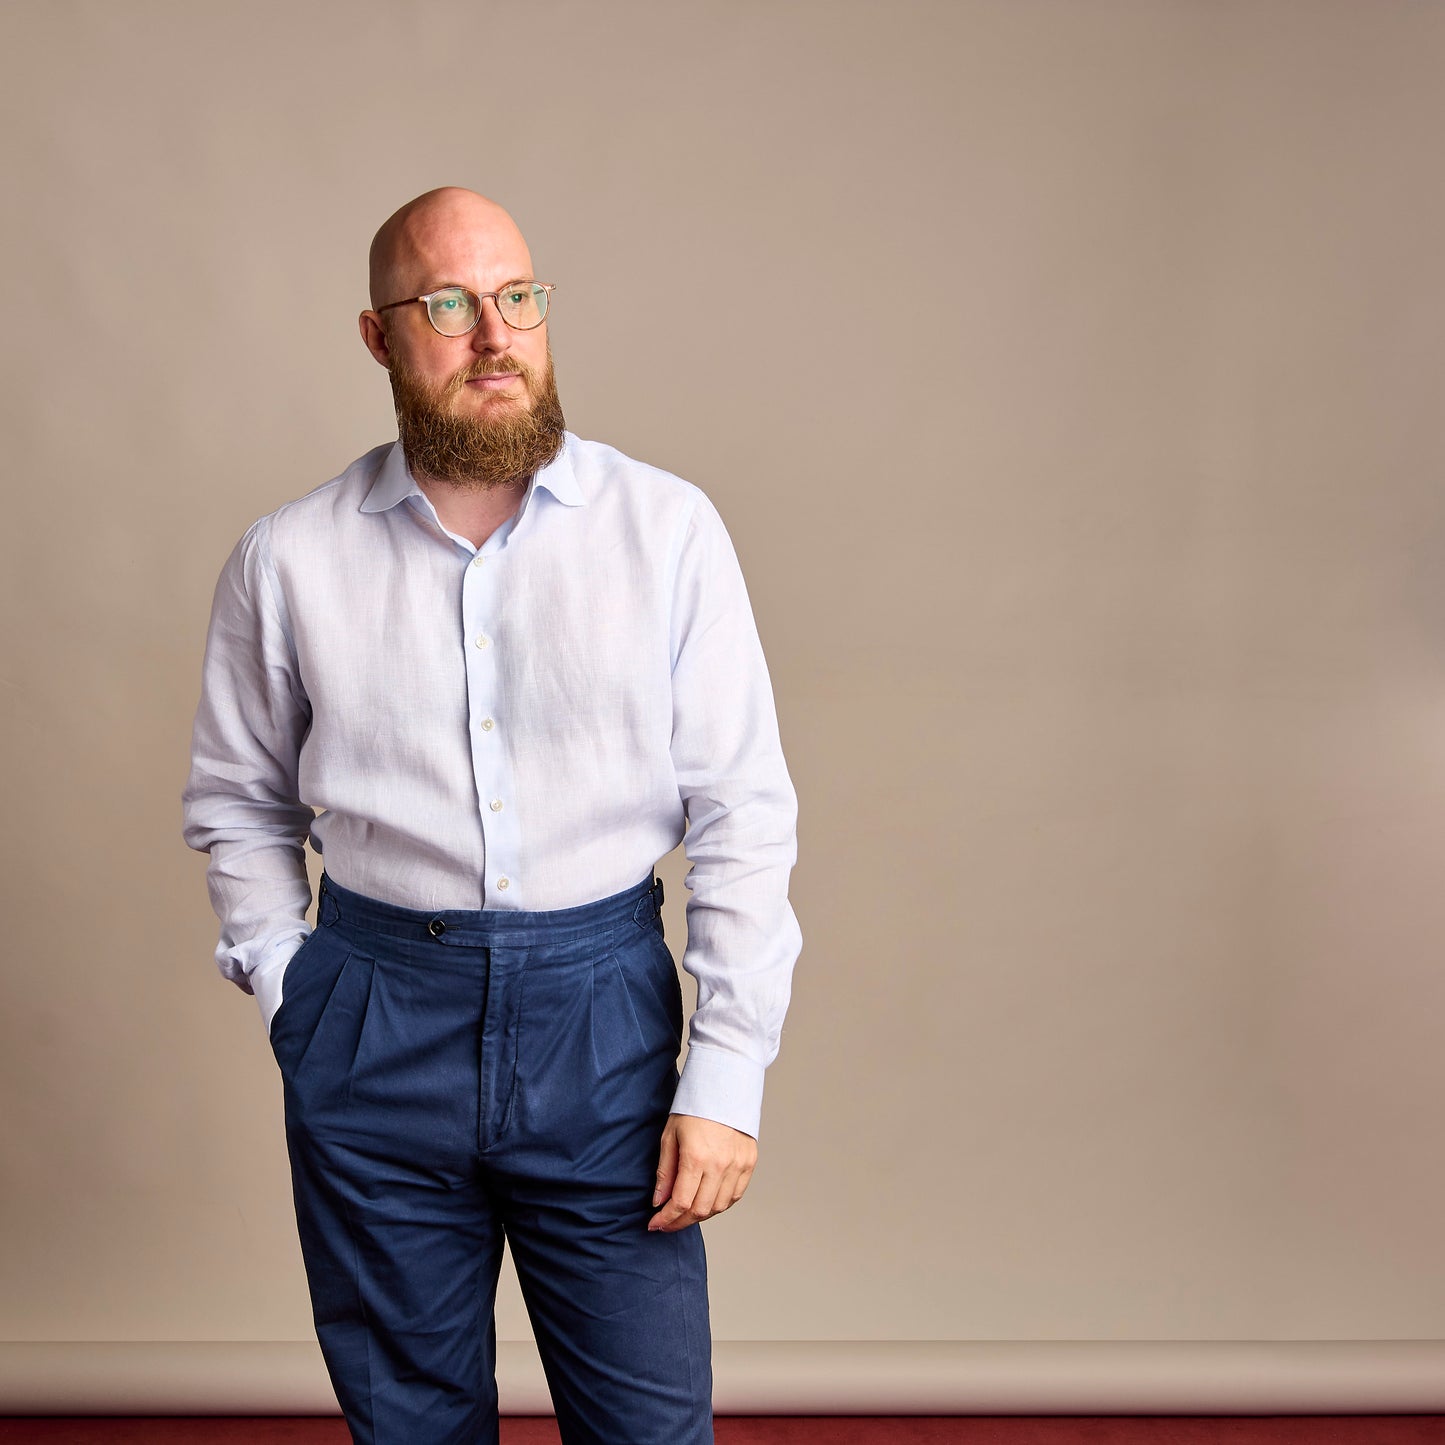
[{"left": 376, "top": 280, "right": 556, "bottom": 336}]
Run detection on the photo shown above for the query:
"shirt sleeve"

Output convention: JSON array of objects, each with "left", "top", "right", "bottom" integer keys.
[
  {"left": 666, "top": 490, "right": 803, "bottom": 1141},
  {"left": 181, "top": 515, "right": 316, "bottom": 1035}
]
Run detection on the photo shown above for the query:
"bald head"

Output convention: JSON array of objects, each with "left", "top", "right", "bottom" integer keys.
[{"left": 368, "top": 187, "right": 534, "bottom": 311}]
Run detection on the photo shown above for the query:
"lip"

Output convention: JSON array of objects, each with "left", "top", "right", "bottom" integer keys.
[{"left": 464, "top": 373, "right": 521, "bottom": 390}]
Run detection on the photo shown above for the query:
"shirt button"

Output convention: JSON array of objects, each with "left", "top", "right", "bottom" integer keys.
[
  {"left": 480, "top": 717, "right": 495, "bottom": 731},
  {"left": 489, "top": 798, "right": 503, "bottom": 811},
  {"left": 496, "top": 877, "right": 510, "bottom": 890},
  {"left": 474, "top": 634, "right": 490, "bottom": 649},
  {"left": 471, "top": 555, "right": 485, "bottom": 567}
]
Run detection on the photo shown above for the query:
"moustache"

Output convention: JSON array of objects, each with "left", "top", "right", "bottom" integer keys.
[{"left": 450, "top": 360, "right": 528, "bottom": 391}]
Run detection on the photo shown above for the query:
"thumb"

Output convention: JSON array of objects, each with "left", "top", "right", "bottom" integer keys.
[{"left": 653, "top": 1119, "right": 679, "bottom": 1205}]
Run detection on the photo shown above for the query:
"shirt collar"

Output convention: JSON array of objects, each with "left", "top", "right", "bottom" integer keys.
[{"left": 360, "top": 431, "right": 586, "bottom": 515}]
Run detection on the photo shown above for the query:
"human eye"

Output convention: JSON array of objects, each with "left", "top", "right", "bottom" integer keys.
[{"left": 426, "top": 288, "right": 479, "bottom": 334}]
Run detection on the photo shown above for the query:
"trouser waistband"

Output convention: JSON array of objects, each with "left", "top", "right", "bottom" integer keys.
[{"left": 316, "top": 870, "right": 664, "bottom": 948}]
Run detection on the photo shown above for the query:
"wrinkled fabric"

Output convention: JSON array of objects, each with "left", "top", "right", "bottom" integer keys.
[
  {"left": 182, "top": 431, "right": 802, "bottom": 1138},
  {"left": 273, "top": 870, "right": 712, "bottom": 1445}
]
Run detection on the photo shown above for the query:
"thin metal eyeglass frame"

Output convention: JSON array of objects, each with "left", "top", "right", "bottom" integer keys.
[{"left": 375, "top": 281, "right": 557, "bottom": 335}]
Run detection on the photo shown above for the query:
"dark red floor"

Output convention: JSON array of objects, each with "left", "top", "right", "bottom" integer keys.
[{"left": 2, "top": 1419, "right": 1445, "bottom": 1443}]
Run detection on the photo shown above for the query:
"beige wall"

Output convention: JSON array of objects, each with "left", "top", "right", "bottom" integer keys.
[{"left": 5, "top": 0, "right": 1445, "bottom": 1374}]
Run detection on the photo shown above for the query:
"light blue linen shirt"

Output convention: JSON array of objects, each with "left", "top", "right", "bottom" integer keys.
[{"left": 181, "top": 431, "right": 802, "bottom": 1139}]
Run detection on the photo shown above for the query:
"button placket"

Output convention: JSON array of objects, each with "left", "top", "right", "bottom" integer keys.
[{"left": 460, "top": 547, "right": 523, "bottom": 904}]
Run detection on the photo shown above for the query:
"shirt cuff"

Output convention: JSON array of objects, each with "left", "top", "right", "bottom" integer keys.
[
  {"left": 248, "top": 928, "right": 311, "bottom": 1037},
  {"left": 669, "top": 1043, "right": 766, "bottom": 1141}
]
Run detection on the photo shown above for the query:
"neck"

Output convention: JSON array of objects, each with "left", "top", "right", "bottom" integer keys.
[{"left": 414, "top": 473, "right": 529, "bottom": 550}]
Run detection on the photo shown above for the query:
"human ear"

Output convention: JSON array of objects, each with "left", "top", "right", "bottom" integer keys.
[{"left": 358, "top": 310, "right": 392, "bottom": 368}]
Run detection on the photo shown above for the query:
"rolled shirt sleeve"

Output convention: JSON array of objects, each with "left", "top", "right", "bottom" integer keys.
[
  {"left": 666, "top": 491, "right": 804, "bottom": 1141},
  {"left": 181, "top": 516, "right": 316, "bottom": 1034}
]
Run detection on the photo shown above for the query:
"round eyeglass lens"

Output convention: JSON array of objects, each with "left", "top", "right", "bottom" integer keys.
[
  {"left": 496, "top": 282, "right": 548, "bottom": 329},
  {"left": 426, "top": 288, "right": 480, "bottom": 336}
]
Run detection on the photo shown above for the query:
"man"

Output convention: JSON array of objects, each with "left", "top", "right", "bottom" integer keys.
[{"left": 180, "top": 187, "right": 802, "bottom": 1443}]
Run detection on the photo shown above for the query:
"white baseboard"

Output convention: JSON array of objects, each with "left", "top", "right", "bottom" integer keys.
[{"left": 2, "top": 1340, "right": 1444, "bottom": 1415}]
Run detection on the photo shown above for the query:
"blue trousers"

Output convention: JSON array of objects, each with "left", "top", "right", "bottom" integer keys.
[{"left": 268, "top": 870, "right": 714, "bottom": 1444}]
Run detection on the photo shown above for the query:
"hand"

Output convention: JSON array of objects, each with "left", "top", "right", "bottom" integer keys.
[{"left": 648, "top": 1113, "right": 758, "bottom": 1232}]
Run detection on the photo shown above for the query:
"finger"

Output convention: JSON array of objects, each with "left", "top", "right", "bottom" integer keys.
[
  {"left": 686, "top": 1166, "right": 726, "bottom": 1222},
  {"left": 652, "top": 1122, "right": 679, "bottom": 1206},
  {"left": 653, "top": 1161, "right": 743, "bottom": 1229},
  {"left": 648, "top": 1199, "right": 694, "bottom": 1232},
  {"left": 649, "top": 1158, "right": 704, "bottom": 1231},
  {"left": 727, "top": 1161, "right": 756, "bottom": 1208}
]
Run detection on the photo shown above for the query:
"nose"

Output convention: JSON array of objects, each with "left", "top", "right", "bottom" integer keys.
[{"left": 468, "top": 296, "right": 514, "bottom": 357}]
